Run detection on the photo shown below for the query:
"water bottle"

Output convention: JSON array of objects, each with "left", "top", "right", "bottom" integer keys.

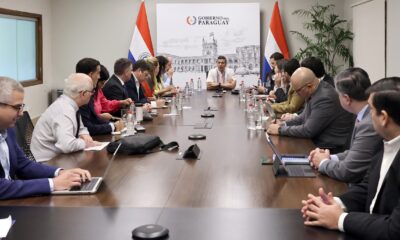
[
  {"left": 197, "top": 77, "right": 202, "bottom": 91},
  {"left": 177, "top": 91, "right": 183, "bottom": 111},
  {"left": 189, "top": 78, "right": 194, "bottom": 95},
  {"left": 126, "top": 113, "right": 136, "bottom": 136},
  {"left": 171, "top": 96, "right": 177, "bottom": 115},
  {"left": 184, "top": 82, "right": 190, "bottom": 97},
  {"left": 240, "top": 81, "right": 245, "bottom": 102},
  {"left": 135, "top": 103, "right": 143, "bottom": 125}
]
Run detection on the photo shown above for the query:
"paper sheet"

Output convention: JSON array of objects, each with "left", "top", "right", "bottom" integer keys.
[
  {"left": 0, "top": 215, "right": 12, "bottom": 238},
  {"left": 84, "top": 142, "right": 109, "bottom": 151}
]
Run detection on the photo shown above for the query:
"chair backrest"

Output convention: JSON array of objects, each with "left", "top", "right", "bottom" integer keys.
[{"left": 14, "top": 111, "right": 36, "bottom": 161}]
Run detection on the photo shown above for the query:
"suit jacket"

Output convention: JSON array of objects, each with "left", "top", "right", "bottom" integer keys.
[
  {"left": 125, "top": 74, "right": 149, "bottom": 104},
  {"left": 272, "top": 85, "right": 305, "bottom": 117},
  {"left": 339, "top": 147, "right": 400, "bottom": 239},
  {"left": 102, "top": 74, "right": 128, "bottom": 101},
  {"left": 79, "top": 97, "right": 112, "bottom": 136},
  {"left": 319, "top": 107, "right": 383, "bottom": 183},
  {"left": 0, "top": 128, "right": 58, "bottom": 199},
  {"left": 322, "top": 74, "right": 335, "bottom": 88},
  {"left": 280, "top": 80, "right": 355, "bottom": 151}
]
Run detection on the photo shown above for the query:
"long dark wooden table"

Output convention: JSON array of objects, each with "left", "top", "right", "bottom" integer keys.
[{"left": 0, "top": 91, "right": 350, "bottom": 239}]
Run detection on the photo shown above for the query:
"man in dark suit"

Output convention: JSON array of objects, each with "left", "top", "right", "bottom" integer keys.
[
  {"left": 0, "top": 77, "right": 91, "bottom": 199},
  {"left": 103, "top": 58, "right": 133, "bottom": 102},
  {"left": 309, "top": 68, "right": 382, "bottom": 183},
  {"left": 125, "top": 59, "right": 151, "bottom": 105},
  {"left": 301, "top": 77, "right": 400, "bottom": 240},
  {"left": 301, "top": 56, "right": 335, "bottom": 87},
  {"left": 267, "top": 67, "right": 355, "bottom": 153},
  {"left": 76, "top": 58, "right": 124, "bottom": 135}
]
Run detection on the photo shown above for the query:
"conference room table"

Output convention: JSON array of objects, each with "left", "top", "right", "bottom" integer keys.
[{"left": 0, "top": 90, "right": 351, "bottom": 239}]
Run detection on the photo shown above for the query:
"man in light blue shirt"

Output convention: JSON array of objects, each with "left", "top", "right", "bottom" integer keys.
[{"left": 308, "top": 68, "right": 382, "bottom": 183}]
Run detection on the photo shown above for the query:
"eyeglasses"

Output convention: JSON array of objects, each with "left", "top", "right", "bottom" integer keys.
[
  {"left": 294, "top": 83, "right": 309, "bottom": 93},
  {"left": 0, "top": 102, "right": 25, "bottom": 112},
  {"left": 81, "top": 89, "right": 96, "bottom": 95}
]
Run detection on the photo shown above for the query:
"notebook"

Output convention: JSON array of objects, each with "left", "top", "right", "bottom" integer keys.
[
  {"left": 265, "top": 132, "right": 315, "bottom": 177},
  {"left": 52, "top": 143, "right": 122, "bottom": 195}
]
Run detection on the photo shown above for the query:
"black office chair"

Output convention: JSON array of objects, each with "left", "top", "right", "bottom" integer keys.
[{"left": 14, "top": 111, "right": 36, "bottom": 162}]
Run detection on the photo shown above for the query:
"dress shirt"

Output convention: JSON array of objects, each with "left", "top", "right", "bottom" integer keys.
[
  {"left": 0, "top": 131, "right": 11, "bottom": 180},
  {"left": 163, "top": 73, "right": 172, "bottom": 86},
  {"left": 31, "top": 94, "right": 89, "bottom": 162},
  {"left": 133, "top": 74, "right": 140, "bottom": 97},
  {"left": 1, "top": 130, "right": 62, "bottom": 191},
  {"left": 336, "top": 134, "right": 400, "bottom": 232},
  {"left": 320, "top": 104, "right": 369, "bottom": 167},
  {"left": 206, "top": 67, "right": 236, "bottom": 84}
]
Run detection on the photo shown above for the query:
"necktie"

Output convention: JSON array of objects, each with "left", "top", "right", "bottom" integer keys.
[
  {"left": 123, "top": 85, "right": 129, "bottom": 99},
  {"left": 75, "top": 111, "right": 81, "bottom": 138},
  {"left": 0, "top": 135, "right": 11, "bottom": 180}
]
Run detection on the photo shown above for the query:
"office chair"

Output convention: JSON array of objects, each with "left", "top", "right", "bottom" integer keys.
[{"left": 14, "top": 111, "right": 37, "bottom": 162}]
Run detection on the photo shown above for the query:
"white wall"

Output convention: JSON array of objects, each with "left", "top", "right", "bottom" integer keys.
[
  {"left": 0, "top": 0, "right": 53, "bottom": 118},
  {"left": 50, "top": 0, "right": 345, "bottom": 89},
  {"left": 387, "top": 0, "right": 400, "bottom": 77},
  {"left": 1, "top": 0, "right": 346, "bottom": 116}
]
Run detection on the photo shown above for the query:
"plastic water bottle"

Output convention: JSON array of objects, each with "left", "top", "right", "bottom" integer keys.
[
  {"left": 171, "top": 96, "right": 177, "bottom": 115},
  {"left": 126, "top": 113, "right": 136, "bottom": 136},
  {"left": 197, "top": 77, "right": 202, "bottom": 91},
  {"left": 184, "top": 82, "right": 190, "bottom": 97},
  {"left": 177, "top": 91, "right": 183, "bottom": 111},
  {"left": 189, "top": 78, "right": 194, "bottom": 95},
  {"left": 240, "top": 81, "right": 246, "bottom": 102}
]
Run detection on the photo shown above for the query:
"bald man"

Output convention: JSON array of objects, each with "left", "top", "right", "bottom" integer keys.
[
  {"left": 267, "top": 67, "right": 355, "bottom": 153},
  {"left": 31, "top": 73, "right": 96, "bottom": 162}
]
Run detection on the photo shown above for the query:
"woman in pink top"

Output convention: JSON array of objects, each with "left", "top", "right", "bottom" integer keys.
[{"left": 94, "top": 65, "right": 132, "bottom": 121}]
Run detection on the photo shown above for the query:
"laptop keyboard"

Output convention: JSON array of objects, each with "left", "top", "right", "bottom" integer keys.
[
  {"left": 70, "top": 178, "right": 100, "bottom": 191},
  {"left": 287, "top": 167, "right": 304, "bottom": 176}
]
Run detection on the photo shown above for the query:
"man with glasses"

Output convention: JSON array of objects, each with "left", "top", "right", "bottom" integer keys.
[
  {"left": 0, "top": 77, "right": 92, "bottom": 199},
  {"left": 31, "top": 73, "right": 97, "bottom": 162},
  {"left": 267, "top": 67, "right": 354, "bottom": 153}
]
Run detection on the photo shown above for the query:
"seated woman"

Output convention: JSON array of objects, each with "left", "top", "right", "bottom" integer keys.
[
  {"left": 154, "top": 56, "right": 177, "bottom": 97},
  {"left": 271, "top": 58, "right": 304, "bottom": 118},
  {"left": 94, "top": 65, "right": 132, "bottom": 121},
  {"left": 268, "top": 59, "right": 290, "bottom": 103}
]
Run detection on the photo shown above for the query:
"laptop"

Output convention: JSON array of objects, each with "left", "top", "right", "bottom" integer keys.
[
  {"left": 265, "top": 132, "right": 315, "bottom": 177},
  {"left": 52, "top": 143, "right": 122, "bottom": 195}
]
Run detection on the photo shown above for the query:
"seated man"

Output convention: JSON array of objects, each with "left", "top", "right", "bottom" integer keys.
[
  {"left": 309, "top": 68, "right": 382, "bottom": 183},
  {"left": 0, "top": 77, "right": 91, "bottom": 200},
  {"left": 31, "top": 73, "right": 96, "bottom": 162},
  {"left": 126, "top": 59, "right": 151, "bottom": 104},
  {"left": 267, "top": 67, "right": 354, "bottom": 153},
  {"left": 206, "top": 55, "right": 236, "bottom": 90},
  {"left": 271, "top": 58, "right": 304, "bottom": 117},
  {"left": 259, "top": 52, "right": 284, "bottom": 93},
  {"left": 301, "top": 77, "right": 400, "bottom": 239},
  {"left": 76, "top": 58, "right": 125, "bottom": 135},
  {"left": 103, "top": 58, "right": 133, "bottom": 102},
  {"left": 301, "top": 56, "right": 334, "bottom": 87}
]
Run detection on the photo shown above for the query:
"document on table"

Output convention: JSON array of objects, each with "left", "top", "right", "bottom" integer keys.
[
  {"left": 84, "top": 142, "right": 109, "bottom": 151},
  {"left": 0, "top": 215, "right": 12, "bottom": 238}
]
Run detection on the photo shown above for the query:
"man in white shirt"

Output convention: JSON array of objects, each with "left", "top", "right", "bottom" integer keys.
[
  {"left": 206, "top": 56, "right": 236, "bottom": 90},
  {"left": 0, "top": 77, "right": 91, "bottom": 199},
  {"left": 301, "top": 77, "right": 400, "bottom": 239},
  {"left": 31, "top": 73, "right": 96, "bottom": 162}
]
